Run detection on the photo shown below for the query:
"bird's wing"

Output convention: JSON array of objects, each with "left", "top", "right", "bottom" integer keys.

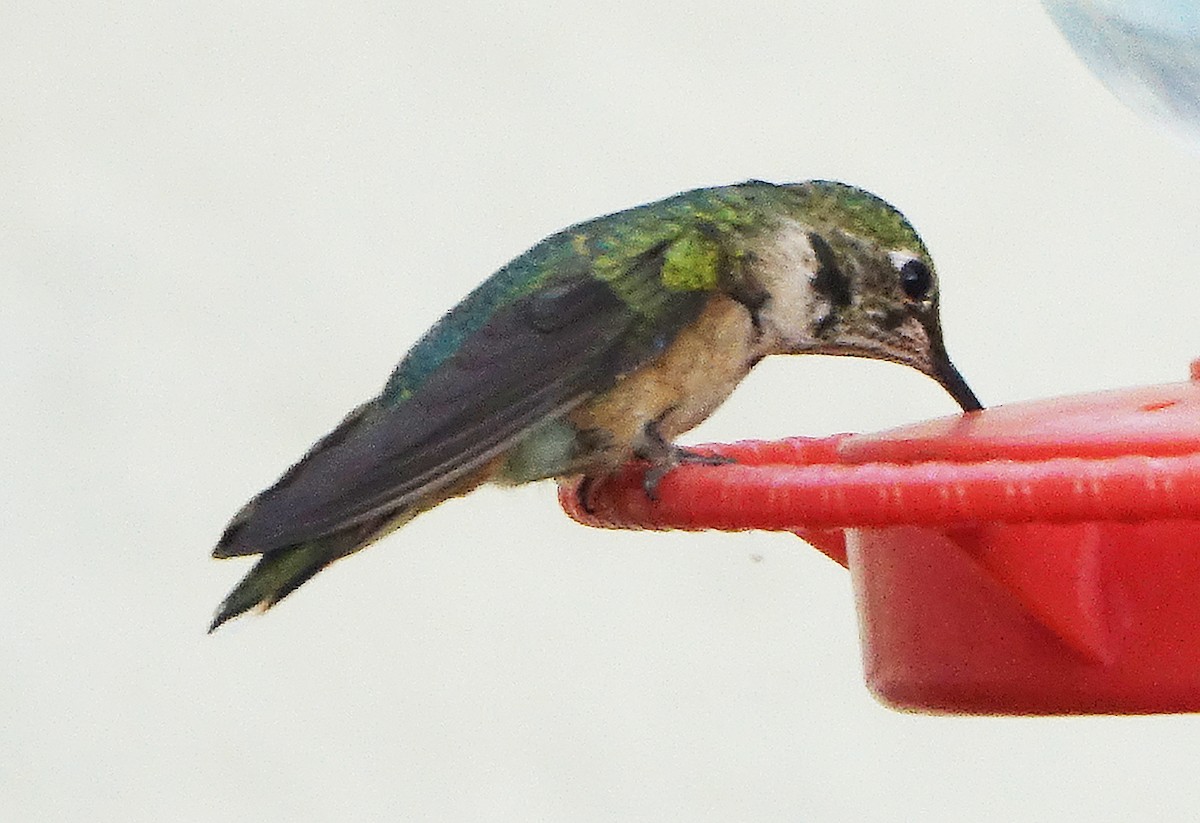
[{"left": 215, "top": 243, "right": 712, "bottom": 558}]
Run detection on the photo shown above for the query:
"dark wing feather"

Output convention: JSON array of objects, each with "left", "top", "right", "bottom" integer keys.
[{"left": 216, "top": 257, "right": 709, "bottom": 558}]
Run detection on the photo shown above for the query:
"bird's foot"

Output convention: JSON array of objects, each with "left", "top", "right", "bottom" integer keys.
[
  {"left": 642, "top": 446, "right": 734, "bottom": 500},
  {"left": 576, "top": 475, "right": 600, "bottom": 515},
  {"left": 633, "top": 414, "right": 736, "bottom": 500}
]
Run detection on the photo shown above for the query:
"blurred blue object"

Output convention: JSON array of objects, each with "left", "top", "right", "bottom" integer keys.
[{"left": 1042, "top": 0, "right": 1200, "bottom": 145}]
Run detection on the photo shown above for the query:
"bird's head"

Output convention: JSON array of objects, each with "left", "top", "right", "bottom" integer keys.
[{"left": 747, "top": 181, "right": 982, "bottom": 412}]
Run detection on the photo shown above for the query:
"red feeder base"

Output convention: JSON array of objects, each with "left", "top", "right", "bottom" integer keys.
[
  {"left": 851, "top": 523, "right": 1200, "bottom": 714},
  {"left": 560, "top": 362, "right": 1200, "bottom": 715}
]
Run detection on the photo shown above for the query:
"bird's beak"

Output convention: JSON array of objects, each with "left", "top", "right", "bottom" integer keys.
[
  {"left": 929, "top": 348, "right": 983, "bottom": 412},
  {"left": 918, "top": 311, "right": 983, "bottom": 412}
]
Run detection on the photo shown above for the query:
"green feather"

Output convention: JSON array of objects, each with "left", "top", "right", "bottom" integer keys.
[
  {"left": 661, "top": 230, "right": 722, "bottom": 291},
  {"left": 788, "top": 181, "right": 925, "bottom": 253}
]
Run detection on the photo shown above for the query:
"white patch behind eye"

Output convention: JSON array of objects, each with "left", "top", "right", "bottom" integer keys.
[{"left": 888, "top": 250, "right": 921, "bottom": 271}]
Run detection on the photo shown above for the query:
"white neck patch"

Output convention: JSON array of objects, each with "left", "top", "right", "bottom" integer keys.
[{"left": 750, "top": 219, "right": 827, "bottom": 349}]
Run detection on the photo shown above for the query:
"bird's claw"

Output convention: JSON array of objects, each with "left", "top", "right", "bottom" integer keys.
[
  {"left": 576, "top": 475, "right": 599, "bottom": 515},
  {"left": 642, "top": 447, "right": 735, "bottom": 500}
]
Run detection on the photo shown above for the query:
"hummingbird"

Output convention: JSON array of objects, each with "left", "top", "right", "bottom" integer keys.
[{"left": 209, "top": 180, "right": 982, "bottom": 631}]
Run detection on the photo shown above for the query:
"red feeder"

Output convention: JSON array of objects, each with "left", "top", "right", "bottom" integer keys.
[{"left": 559, "top": 362, "right": 1200, "bottom": 715}]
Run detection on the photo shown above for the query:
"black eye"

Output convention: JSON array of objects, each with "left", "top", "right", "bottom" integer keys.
[{"left": 899, "top": 259, "right": 933, "bottom": 302}]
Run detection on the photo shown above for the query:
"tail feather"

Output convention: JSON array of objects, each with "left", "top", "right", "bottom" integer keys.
[
  {"left": 208, "top": 541, "right": 338, "bottom": 633},
  {"left": 209, "top": 501, "right": 432, "bottom": 632}
]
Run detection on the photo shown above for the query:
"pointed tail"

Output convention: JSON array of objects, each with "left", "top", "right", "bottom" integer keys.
[{"left": 209, "top": 539, "right": 341, "bottom": 633}]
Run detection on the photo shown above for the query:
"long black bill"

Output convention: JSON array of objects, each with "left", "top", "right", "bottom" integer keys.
[{"left": 931, "top": 354, "right": 983, "bottom": 412}]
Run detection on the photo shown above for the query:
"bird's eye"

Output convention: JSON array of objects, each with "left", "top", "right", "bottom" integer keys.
[{"left": 898, "top": 259, "right": 933, "bottom": 302}]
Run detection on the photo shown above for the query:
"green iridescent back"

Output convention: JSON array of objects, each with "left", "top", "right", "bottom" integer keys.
[{"left": 380, "top": 180, "right": 924, "bottom": 407}]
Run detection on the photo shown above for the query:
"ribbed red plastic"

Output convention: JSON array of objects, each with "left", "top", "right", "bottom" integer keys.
[
  {"left": 562, "top": 448, "right": 1200, "bottom": 529},
  {"left": 558, "top": 366, "right": 1200, "bottom": 715}
]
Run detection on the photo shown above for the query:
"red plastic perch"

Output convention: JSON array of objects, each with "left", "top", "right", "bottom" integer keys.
[{"left": 559, "top": 362, "right": 1200, "bottom": 715}]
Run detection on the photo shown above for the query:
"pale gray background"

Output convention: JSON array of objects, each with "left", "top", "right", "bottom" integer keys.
[{"left": 5, "top": 1, "right": 1200, "bottom": 820}]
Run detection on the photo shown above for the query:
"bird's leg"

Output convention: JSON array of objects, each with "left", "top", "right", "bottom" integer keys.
[
  {"left": 634, "top": 412, "right": 734, "bottom": 500},
  {"left": 571, "top": 426, "right": 617, "bottom": 514}
]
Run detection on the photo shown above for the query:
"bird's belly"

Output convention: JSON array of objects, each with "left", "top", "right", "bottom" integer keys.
[{"left": 569, "top": 295, "right": 762, "bottom": 469}]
